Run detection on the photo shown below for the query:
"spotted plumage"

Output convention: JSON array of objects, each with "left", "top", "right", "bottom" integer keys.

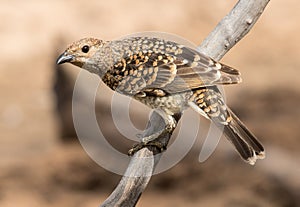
[
  {"left": 57, "top": 35, "right": 265, "bottom": 165},
  {"left": 101, "top": 37, "right": 241, "bottom": 95}
]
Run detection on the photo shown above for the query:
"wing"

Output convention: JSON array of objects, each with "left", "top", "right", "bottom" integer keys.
[
  {"left": 109, "top": 37, "right": 241, "bottom": 95},
  {"left": 144, "top": 48, "right": 241, "bottom": 94}
]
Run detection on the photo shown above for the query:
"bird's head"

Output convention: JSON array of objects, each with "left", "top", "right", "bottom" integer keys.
[{"left": 56, "top": 38, "right": 112, "bottom": 75}]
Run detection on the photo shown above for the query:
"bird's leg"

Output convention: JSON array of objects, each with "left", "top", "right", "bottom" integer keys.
[
  {"left": 142, "top": 110, "right": 177, "bottom": 143},
  {"left": 128, "top": 110, "right": 177, "bottom": 156}
]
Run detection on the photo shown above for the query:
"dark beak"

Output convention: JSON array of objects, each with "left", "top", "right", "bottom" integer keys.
[{"left": 56, "top": 52, "right": 74, "bottom": 65}]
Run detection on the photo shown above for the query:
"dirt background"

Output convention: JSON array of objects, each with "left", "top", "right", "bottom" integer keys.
[{"left": 1, "top": 0, "right": 300, "bottom": 206}]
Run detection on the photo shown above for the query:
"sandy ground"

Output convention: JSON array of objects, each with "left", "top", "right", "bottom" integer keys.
[{"left": 1, "top": 0, "right": 300, "bottom": 206}]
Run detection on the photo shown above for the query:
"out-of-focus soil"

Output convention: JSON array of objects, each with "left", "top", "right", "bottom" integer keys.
[{"left": 1, "top": 1, "right": 300, "bottom": 206}]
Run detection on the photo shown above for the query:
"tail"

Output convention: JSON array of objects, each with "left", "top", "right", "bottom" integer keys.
[
  {"left": 218, "top": 108, "right": 265, "bottom": 165},
  {"left": 189, "top": 87, "right": 265, "bottom": 165}
]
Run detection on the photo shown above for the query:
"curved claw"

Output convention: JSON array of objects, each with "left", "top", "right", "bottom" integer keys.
[{"left": 128, "top": 141, "right": 167, "bottom": 156}]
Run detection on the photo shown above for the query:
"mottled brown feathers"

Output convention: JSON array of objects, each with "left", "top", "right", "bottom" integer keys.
[{"left": 99, "top": 37, "right": 242, "bottom": 95}]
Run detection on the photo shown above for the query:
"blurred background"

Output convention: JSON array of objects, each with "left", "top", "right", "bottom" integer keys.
[{"left": 1, "top": 0, "right": 300, "bottom": 206}]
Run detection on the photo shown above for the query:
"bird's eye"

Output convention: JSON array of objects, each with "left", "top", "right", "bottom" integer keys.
[{"left": 81, "top": 45, "right": 90, "bottom": 53}]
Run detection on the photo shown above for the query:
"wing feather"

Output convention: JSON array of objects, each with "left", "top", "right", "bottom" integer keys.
[
  {"left": 143, "top": 48, "right": 241, "bottom": 93},
  {"left": 111, "top": 38, "right": 242, "bottom": 95}
]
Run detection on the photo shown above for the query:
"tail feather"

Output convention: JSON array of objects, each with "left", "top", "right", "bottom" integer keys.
[
  {"left": 222, "top": 124, "right": 254, "bottom": 162},
  {"left": 220, "top": 108, "right": 265, "bottom": 165},
  {"left": 189, "top": 87, "right": 265, "bottom": 165}
]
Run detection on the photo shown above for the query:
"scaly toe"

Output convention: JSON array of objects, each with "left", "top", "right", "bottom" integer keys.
[{"left": 127, "top": 140, "right": 167, "bottom": 156}]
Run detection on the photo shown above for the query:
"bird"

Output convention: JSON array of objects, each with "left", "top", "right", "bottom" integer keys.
[{"left": 56, "top": 35, "right": 265, "bottom": 165}]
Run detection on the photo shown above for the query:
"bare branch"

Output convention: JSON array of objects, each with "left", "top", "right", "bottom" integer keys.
[
  {"left": 198, "top": 0, "right": 270, "bottom": 61},
  {"left": 101, "top": 111, "right": 178, "bottom": 207},
  {"left": 100, "top": 0, "right": 270, "bottom": 206}
]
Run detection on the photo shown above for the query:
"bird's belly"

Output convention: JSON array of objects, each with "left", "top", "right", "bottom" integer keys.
[{"left": 134, "top": 93, "right": 191, "bottom": 115}]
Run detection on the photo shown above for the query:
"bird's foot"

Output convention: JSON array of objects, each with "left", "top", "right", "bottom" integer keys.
[
  {"left": 128, "top": 140, "right": 167, "bottom": 156},
  {"left": 137, "top": 121, "right": 176, "bottom": 143},
  {"left": 129, "top": 110, "right": 177, "bottom": 156},
  {"left": 165, "top": 121, "right": 176, "bottom": 132}
]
